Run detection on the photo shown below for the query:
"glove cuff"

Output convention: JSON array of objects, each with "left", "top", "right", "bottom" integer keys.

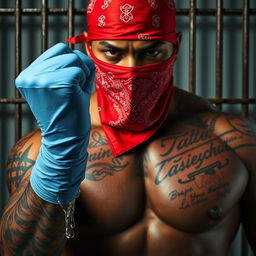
[{"left": 30, "top": 144, "right": 87, "bottom": 204}]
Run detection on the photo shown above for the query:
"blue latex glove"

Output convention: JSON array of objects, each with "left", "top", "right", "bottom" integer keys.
[{"left": 16, "top": 43, "right": 95, "bottom": 204}]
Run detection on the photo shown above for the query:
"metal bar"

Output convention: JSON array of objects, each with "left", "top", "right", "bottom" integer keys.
[
  {"left": 0, "top": 99, "right": 27, "bottom": 104},
  {"left": 0, "top": 8, "right": 86, "bottom": 15},
  {"left": 176, "top": 8, "right": 256, "bottom": 15},
  {"left": 216, "top": 0, "right": 223, "bottom": 111},
  {"left": 242, "top": 0, "right": 249, "bottom": 118},
  {"left": 1, "top": 8, "right": 256, "bottom": 15},
  {"left": 241, "top": 1, "right": 250, "bottom": 253},
  {"left": 14, "top": 0, "right": 22, "bottom": 141},
  {"left": 68, "top": 0, "right": 74, "bottom": 49},
  {"left": 41, "top": 0, "right": 48, "bottom": 52},
  {"left": 208, "top": 98, "right": 256, "bottom": 104},
  {"left": 189, "top": 0, "right": 196, "bottom": 93}
]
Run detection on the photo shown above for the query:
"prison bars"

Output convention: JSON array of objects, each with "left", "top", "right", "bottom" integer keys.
[
  {"left": 0, "top": 2, "right": 255, "bottom": 139},
  {"left": 14, "top": 0, "right": 22, "bottom": 142},
  {"left": 0, "top": 1, "right": 255, "bottom": 254}
]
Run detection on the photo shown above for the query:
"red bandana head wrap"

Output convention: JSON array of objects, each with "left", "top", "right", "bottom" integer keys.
[{"left": 67, "top": 0, "right": 178, "bottom": 157}]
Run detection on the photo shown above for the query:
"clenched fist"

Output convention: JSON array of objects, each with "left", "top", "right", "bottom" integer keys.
[{"left": 16, "top": 43, "right": 95, "bottom": 204}]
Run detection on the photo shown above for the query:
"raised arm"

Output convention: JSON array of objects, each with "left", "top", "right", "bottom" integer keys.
[{"left": 0, "top": 43, "right": 95, "bottom": 255}]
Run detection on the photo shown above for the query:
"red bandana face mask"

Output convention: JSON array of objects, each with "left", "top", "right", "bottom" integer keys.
[
  {"left": 87, "top": 46, "right": 177, "bottom": 156},
  {"left": 67, "top": 0, "right": 178, "bottom": 157}
]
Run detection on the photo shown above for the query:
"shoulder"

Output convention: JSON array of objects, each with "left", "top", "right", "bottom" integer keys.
[
  {"left": 199, "top": 111, "right": 256, "bottom": 167},
  {"left": 161, "top": 107, "right": 256, "bottom": 164},
  {"left": 173, "top": 87, "right": 215, "bottom": 114},
  {"left": 5, "top": 130, "right": 42, "bottom": 195},
  {"left": 199, "top": 111, "right": 256, "bottom": 143}
]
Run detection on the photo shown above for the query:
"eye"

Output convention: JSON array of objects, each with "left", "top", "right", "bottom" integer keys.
[
  {"left": 103, "top": 49, "right": 119, "bottom": 57},
  {"left": 144, "top": 49, "right": 161, "bottom": 57}
]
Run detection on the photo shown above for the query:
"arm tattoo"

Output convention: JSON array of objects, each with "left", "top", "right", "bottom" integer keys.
[
  {"left": 1, "top": 131, "right": 67, "bottom": 255},
  {"left": 6, "top": 132, "right": 37, "bottom": 192},
  {"left": 6, "top": 145, "right": 35, "bottom": 192},
  {"left": 0, "top": 178, "right": 66, "bottom": 255},
  {"left": 200, "top": 113, "right": 256, "bottom": 150},
  {"left": 226, "top": 114, "right": 256, "bottom": 138}
]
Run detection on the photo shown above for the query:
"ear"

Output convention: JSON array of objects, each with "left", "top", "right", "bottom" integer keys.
[
  {"left": 83, "top": 32, "right": 90, "bottom": 55},
  {"left": 176, "top": 32, "right": 182, "bottom": 48}
]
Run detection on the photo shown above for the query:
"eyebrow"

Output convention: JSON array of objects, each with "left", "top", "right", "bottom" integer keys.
[{"left": 98, "top": 41, "right": 166, "bottom": 51}]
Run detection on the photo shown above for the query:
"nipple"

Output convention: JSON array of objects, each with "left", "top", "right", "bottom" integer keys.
[{"left": 209, "top": 206, "right": 223, "bottom": 220}]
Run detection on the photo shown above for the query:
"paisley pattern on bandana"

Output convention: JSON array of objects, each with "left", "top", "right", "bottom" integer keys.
[
  {"left": 66, "top": 0, "right": 177, "bottom": 43},
  {"left": 98, "top": 15, "right": 106, "bottom": 27},
  {"left": 101, "top": 0, "right": 112, "bottom": 9},
  {"left": 148, "top": 0, "right": 158, "bottom": 9},
  {"left": 152, "top": 15, "right": 160, "bottom": 28},
  {"left": 95, "top": 63, "right": 174, "bottom": 127},
  {"left": 120, "top": 4, "right": 134, "bottom": 23},
  {"left": 87, "top": 0, "right": 97, "bottom": 13},
  {"left": 86, "top": 45, "right": 177, "bottom": 157},
  {"left": 68, "top": 0, "right": 176, "bottom": 43}
]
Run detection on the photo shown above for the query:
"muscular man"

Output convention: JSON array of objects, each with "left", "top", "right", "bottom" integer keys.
[{"left": 1, "top": 0, "right": 256, "bottom": 255}]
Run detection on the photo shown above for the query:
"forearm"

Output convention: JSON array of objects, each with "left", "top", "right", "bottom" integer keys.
[{"left": 0, "top": 182, "right": 66, "bottom": 256}]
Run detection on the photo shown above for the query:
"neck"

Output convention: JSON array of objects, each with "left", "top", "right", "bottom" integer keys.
[{"left": 90, "top": 92, "right": 101, "bottom": 127}]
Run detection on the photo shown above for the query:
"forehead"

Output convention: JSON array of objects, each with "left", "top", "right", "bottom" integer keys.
[{"left": 91, "top": 40, "right": 173, "bottom": 49}]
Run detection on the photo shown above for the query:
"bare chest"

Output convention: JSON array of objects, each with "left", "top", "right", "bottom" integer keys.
[{"left": 78, "top": 124, "right": 248, "bottom": 235}]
